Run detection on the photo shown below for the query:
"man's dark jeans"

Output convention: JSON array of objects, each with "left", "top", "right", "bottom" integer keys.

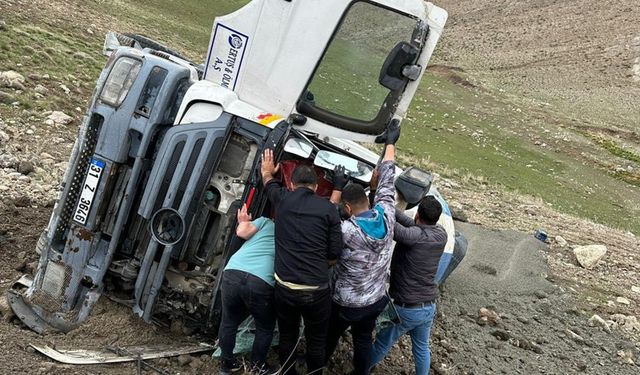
[
  {"left": 218, "top": 270, "right": 276, "bottom": 368},
  {"left": 275, "top": 284, "right": 331, "bottom": 375},
  {"left": 325, "top": 297, "right": 388, "bottom": 375}
]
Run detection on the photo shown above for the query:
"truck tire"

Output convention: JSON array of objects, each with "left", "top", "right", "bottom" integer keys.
[{"left": 122, "top": 33, "right": 189, "bottom": 61}]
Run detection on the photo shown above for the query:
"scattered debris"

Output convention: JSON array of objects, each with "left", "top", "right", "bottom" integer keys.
[
  {"left": 573, "top": 244, "right": 607, "bottom": 269},
  {"left": 29, "top": 342, "right": 215, "bottom": 365}
]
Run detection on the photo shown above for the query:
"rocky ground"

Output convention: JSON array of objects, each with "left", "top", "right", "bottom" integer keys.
[{"left": 1, "top": 0, "right": 640, "bottom": 374}]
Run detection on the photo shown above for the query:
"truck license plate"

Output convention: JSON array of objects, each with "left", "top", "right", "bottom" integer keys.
[{"left": 73, "top": 158, "right": 105, "bottom": 225}]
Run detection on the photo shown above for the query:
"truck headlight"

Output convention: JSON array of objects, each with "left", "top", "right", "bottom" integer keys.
[{"left": 100, "top": 57, "right": 142, "bottom": 107}]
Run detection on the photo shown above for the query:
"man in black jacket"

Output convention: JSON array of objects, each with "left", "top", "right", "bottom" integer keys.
[
  {"left": 369, "top": 196, "right": 447, "bottom": 375},
  {"left": 261, "top": 149, "right": 343, "bottom": 375}
]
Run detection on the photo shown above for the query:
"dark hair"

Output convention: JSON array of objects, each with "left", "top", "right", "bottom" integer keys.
[
  {"left": 341, "top": 183, "right": 368, "bottom": 207},
  {"left": 417, "top": 196, "right": 442, "bottom": 225},
  {"left": 292, "top": 165, "right": 318, "bottom": 186}
]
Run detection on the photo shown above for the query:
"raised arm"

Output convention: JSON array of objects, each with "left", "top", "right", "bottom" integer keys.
[
  {"left": 372, "top": 119, "right": 400, "bottom": 212},
  {"left": 236, "top": 204, "right": 258, "bottom": 240},
  {"left": 261, "top": 149, "right": 288, "bottom": 206},
  {"left": 395, "top": 209, "right": 416, "bottom": 228},
  {"left": 326, "top": 205, "right": 343, "bottom": 263}
]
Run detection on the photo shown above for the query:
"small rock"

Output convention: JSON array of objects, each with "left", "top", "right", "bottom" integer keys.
[
  {"left": 0, "top": 91, "right": 13, "bottom": 104},
  {"left": 555, "top": 235, "right": 567, "bottom": 247},
  {"left": 0, "top": 295, "right": 15, "bottom": 322},
  {"left": 573, "top": 244, "right": 607, "bottom": 269},
  {"left": 564, "top": 328, "right": 585, "bottom": 343},
  {"left": 478, "top": 307, "right": 501, "bottom": 326},
  {"left": 0, "top": 70, "right": 25, "bottom": 85},
  {"left": 534, "top": 290, "right": 549, "bottom": 299},
  {"left": 0, "top": 20, "right": 7, "bottom": 32},
  {"left": 450, "top": 207, "right": 468, "bottom": 222},
  {"left": 587, "top": 314, "right": 612, "bottom": 333},
  {"left": 176, "top": 354, "right": 192, "bottom": 366},
  {"left": 616, "top": 297, "right": 631, "bottom": 305},
  {"left": 34, "top": 84, "right": 48, "bottom": 95},
  {"left": 189, "top": 357, "right": 202, "bottom": 368},
  {"left": 576, "top": 361, "right": 587, "bottom": 371},
  {"left": 17, "top": 160, "right": 34, "bottom": 175},
  {"left": 491, "top": 329, "right": 511, "bottom": 341},
  {"left": 617, "top": 349, "right": 636, "bottom": 365},
  {"left": 157, "top": 358, "right": 170, "bottom": 367},
  {"left": 73, "top": 52, "right": 87, "bottom": 59},
  {"left": 59, "top": 84, "right": 70, "bottom": 94},
  {"left": 610, "top": 314, "right": 640, "bottom": 332},
  {"left": 46, "top": 111, "right": 73, "bottom": 125},
  {"left": 632, "top": 286, "right": 640, "bottom": 294},
  {"left": 13, "top": 195, "right": 31, "bottom": 207}
]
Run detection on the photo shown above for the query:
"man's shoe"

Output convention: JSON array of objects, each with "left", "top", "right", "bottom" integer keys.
[{"left": 219, "top": 358, "right": 243, "bottom": 374}]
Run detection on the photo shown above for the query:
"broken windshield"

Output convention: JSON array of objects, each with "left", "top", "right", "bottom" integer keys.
[{"left": 301, "top": 2, "right": 418, "bottom": 124}]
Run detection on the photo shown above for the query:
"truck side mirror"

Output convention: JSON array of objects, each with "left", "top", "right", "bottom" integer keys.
[{"left": 378, "top": 42, "right": 422, "bottom": 91}]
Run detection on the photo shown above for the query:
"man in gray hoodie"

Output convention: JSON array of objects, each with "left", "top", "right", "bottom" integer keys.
[{"left": 325, "top": 121, "right": 400, "bottom": 375}]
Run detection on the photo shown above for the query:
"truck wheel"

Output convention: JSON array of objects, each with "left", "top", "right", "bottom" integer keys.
[{"left": 122, "top": 33, "right": 189, "bottom": 61}]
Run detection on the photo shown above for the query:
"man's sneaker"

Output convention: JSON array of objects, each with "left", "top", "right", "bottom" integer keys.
[{"left": 219, "top": 358, "right": 243, "bottom": 374}]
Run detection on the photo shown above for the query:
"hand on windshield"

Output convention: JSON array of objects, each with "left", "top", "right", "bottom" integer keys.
[
  {"left": 261, "top": 149, "right": 280, "bottom": 183},
  {"left": 332, "top": 165, "right": 350, "bottom": 191}
]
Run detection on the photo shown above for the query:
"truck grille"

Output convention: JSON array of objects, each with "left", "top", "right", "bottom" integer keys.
[{"left": 54, "top": 118, "right": 102, "bottom": 240}]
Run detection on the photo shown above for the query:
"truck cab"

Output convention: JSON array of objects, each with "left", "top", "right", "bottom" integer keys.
[{"left": 7, "top": 0, "right": 458, "bottom": 336}]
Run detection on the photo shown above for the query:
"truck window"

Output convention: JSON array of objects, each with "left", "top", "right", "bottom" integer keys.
[{"left": 302, "top": 2, "right": 418, "bottom": 123}]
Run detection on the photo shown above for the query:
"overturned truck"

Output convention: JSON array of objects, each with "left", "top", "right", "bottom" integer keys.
[{"left": 7, "top": 0, "right": 463, "bottom": 335}]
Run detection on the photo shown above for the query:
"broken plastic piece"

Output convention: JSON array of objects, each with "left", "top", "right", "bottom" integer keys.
[{"left": 30, "top": 342, "right": 215, "bottom": 365}]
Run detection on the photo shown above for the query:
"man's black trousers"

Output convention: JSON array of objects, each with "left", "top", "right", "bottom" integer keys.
[
  {"left": 275, "top": 284, "right": 331, "bottom": 375},
  {"left": 325, "top": 297, "right": 388, "bottom": 375},
  {"left": 218, "top": 270, "right": 276, "bottom": 368}
]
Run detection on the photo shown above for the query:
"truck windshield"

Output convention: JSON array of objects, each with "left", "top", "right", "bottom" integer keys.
[{"left": 302, "top": 2, "right": 418, "bottom": 123}]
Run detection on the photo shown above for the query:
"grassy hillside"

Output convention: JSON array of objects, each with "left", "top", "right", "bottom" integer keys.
[{"left": 1, "top": 0, "right": 638, "bottom": 233}]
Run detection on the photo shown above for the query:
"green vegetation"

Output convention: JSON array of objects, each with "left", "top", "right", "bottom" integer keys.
[
  {"left": 396, "top": 72, "right": 640, "bottom": 233},
  {"left": 84, "top": 0, "right": 250, "bottom": 60},
  {"left": 2, "top": 0, "right": 637, "bottom": 234},
  {"left": 582, "top": 132, "right": 640, "bottom": 165}
]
